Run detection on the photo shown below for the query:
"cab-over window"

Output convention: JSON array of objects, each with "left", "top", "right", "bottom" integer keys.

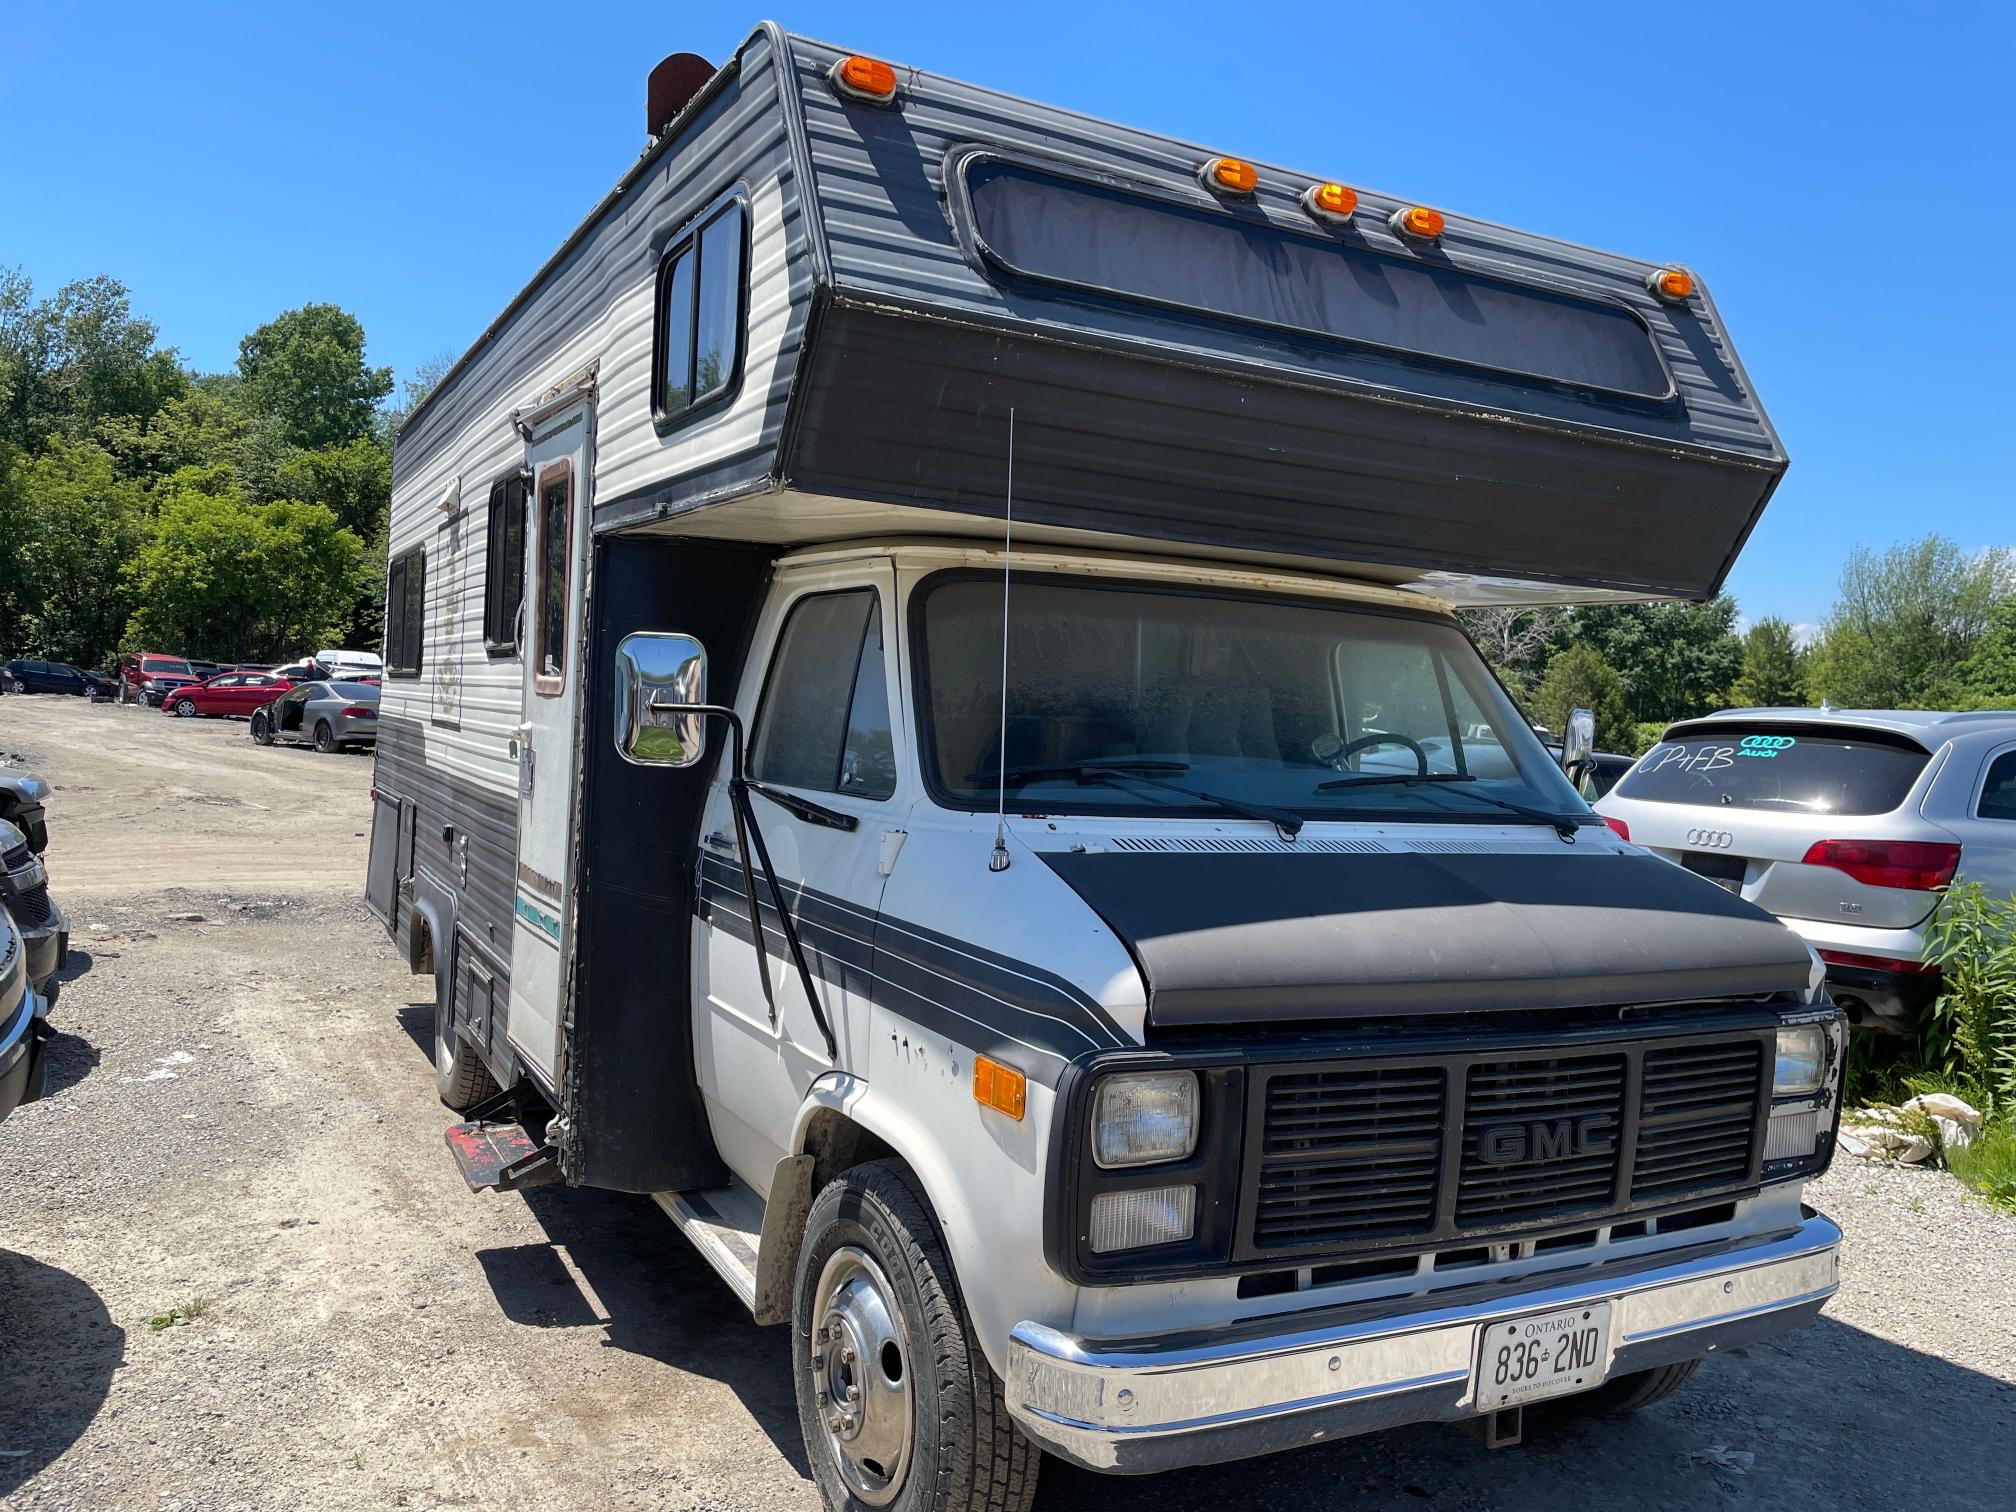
[{"left": 653, "top": 197, "right": 746, "bottom": 427}]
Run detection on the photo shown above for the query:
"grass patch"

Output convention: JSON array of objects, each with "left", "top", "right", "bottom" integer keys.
[
  {"left": 1947, "top": 1118, "right": 2016, "bottom": 1213},
  {"left": 147, "top": 1295, "right": 211, "bottom": 1331}
]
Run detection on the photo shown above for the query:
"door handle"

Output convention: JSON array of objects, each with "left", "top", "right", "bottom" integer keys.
[{"left": 704, "top": 831, "right": 738, "bottom": 854}]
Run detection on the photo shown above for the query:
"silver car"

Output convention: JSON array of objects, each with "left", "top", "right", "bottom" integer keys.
[
  {"left": 1597, "top": 707, "right": 2016, "bottom": 1032},
  {"left": 249, "top": 679, "right": 380, "bottom": 753}
]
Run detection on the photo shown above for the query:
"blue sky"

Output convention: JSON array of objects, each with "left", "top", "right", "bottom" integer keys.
[{"left": 4, "top": 1, "right": 2010, "bottom": 627}]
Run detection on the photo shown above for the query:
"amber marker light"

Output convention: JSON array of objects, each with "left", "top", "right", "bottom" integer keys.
[
  {"left": 1390, "top": 205, "right": 1445, "bottom": 240},
  {"left": 1201, "top": 156, "right": 1258, "bottom": 195},
  {"left": 974, "top": 1056, "right": 1027, "bottom": 1121},
  {"left": 830, "top": 54, "right": 898, "bottom": 104},
  {"left": 1649, "top": 267, "right": 1696, "bottom": 303},
  {"left": 1303, "top": 182, "right": 1358, "bottom": 223}
]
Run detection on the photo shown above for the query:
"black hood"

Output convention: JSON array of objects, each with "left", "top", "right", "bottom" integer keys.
[{"left": 1041, "top": 847, "right": 1813, "bottom": 1026}]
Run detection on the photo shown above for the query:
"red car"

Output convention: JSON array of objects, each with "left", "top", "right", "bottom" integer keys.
[{"left": 161, "top": 672, "right": 295, "bottom": 719}]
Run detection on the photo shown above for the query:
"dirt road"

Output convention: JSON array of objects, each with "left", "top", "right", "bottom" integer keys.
[{"left": 1, "top": 693, "right": 2012, "bottom": 1510}]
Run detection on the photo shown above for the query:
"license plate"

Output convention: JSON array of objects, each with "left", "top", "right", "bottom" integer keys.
[{"left": 1473, "top": 1302, "right": 1612, "bottom": 1410}]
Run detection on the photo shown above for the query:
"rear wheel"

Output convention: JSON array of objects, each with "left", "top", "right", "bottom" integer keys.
[
  {"left": 436, "top": 1003, "right": 500, "bottom": 1110},
  {"left": 1556, "top": 1358, "right": 1701, "bottom": 1418},
  {"left": 313, "top": 720, "right": 335, "bottom": 753},
  {"left": 173, "top": 698, "right": 196, "bottom": 717},
  {"left": 794, "top": 1160, "right": 1038, "bottom": 1512},
  {"left": 10, "top": 679, "right": 25, "bottom": 695},
  {"left": 250, "top": 710, "right": 274, "bottom": 746}
]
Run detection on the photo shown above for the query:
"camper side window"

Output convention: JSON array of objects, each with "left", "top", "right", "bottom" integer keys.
[
  {"left": 484, "top": 473, "right": 527, "bottom": 654},
  {"left": 386, "top": 548, "right": 425, "bottom": 677},
  {"left": 750, "top": 590, "right": 897, "bottom": 801},
  {"left": 653, "top": 197, "right": 747, "bottom": 428}
]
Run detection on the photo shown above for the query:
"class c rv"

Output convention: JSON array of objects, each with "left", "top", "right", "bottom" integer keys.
[{"left": 369, "top": 25, "right": 1843, "bottom": 1511}]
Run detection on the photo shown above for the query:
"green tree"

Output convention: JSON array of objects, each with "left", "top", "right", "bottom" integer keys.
[
  {"left": 123, "top": 485, "right": 366, "bottom": 661},
  {"left": 1806, "top": 535, "right": 2013, "bottom": 708},
  {"left": 1, "top": 439, "right": 149, "bottom": 665},
  {"left": 1567, "top": 597, "right": 1743, "bottom": 725},
  {"left": 0, "top": 271, "right": 186, "bottom": 453},
  {"left": 1950, "top": 599, "right": 2016, "bottom": 710},
  {"left": 1730, "top": 616, "right": 1809, "bottom": 707},
  {"left": 273, "top": 438, "right": 391, "bottom": 539},
  {"left": 1531, "top": 644, "right": 1634, "bottom": 750},
  {"left": 236, "top": 304, "right": 392, "bottom": 451},
  {"left": 382, "top": 351, "right": 457, "bottom": 439}
]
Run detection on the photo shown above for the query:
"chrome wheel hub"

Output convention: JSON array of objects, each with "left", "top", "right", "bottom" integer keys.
[{"left": 809, "top": 1246, "right": 912, "bottom": 1506}]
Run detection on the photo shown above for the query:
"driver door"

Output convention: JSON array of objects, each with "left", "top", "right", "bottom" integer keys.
[{"left": 693, "top": 566, "right": 907, "bottom": 1186}]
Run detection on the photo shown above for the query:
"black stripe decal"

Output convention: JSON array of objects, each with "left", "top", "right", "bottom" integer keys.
[{"left": 696, "top": 853, "right": 1129, "bottom": 1084}]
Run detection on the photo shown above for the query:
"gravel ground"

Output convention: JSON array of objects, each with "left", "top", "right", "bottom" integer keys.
[{"left": 1, "top": 693, "right": 2013, "bottom": 1511}]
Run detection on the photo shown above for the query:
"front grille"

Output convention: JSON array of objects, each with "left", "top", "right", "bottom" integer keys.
[
  {"left": 1238, "top": 1029, "right": 1769, "bottom": 1262},
  {"left": 1633, "top": 1042, "right": 1765, "bottom": 1200},
  {"left": 1457, "top": 1054, "right": 1626, "bottom": 1226},
  {"left": 1251, "top": 1066, "right": 1445, "bottom": 1251},
  {"left": 9, "top": 883, "right": 55, "bottom": 928}
]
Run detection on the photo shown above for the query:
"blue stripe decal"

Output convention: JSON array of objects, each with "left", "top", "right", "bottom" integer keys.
[{"left": 515, "top": 893, "right": 561, "bottom": 941}]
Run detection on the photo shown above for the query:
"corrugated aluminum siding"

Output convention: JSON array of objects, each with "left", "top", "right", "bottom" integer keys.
[{"left": 782, "top": 33, "right": 1780, "bottom": 466}]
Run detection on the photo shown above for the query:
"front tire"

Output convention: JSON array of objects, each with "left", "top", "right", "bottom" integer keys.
[
  {"left": 794, "top": 1160, "right": 1038, "bottom": 1512},
  {"left": 10, "top": 679, "right": 25, "bottom": 695},
  {"left": 313, "top": 720, "right": 335, "bottom": 753},
  {"left": 1557, "top": 1358, "right": 1701, "bottom": 1418},
  {"left": 174, "top": 698, "right": 197, "bottom": 717},
  {"left": 250, "top": 711, "right": 274, "bottom": 746}
]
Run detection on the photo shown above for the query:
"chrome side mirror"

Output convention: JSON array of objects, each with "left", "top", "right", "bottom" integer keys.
[
  {"left": 1561, "top": 706, "right": 1596, "bottom": 778},
  {"left": 614, "top": 632, "right": 708, "bottom": 767}
]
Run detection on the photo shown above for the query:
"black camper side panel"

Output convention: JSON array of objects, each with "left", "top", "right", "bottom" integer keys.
[{"left": 564, "top": 535, "right": 777, "bottom": 1193}]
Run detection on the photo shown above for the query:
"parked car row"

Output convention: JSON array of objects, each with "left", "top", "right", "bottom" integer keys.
[
  {"left": 5, "top": 649, "right": 384, "bottom": 756},
  {"left": 0, "top": 773, "right": 64, "bottom": 1126}
]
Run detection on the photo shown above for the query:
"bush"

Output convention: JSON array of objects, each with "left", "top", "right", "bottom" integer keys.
[{"left": 1922, "top": 881, "right": 2016, "bottom": 1113}]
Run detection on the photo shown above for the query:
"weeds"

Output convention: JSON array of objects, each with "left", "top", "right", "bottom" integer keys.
[
  {"left": 147, "top": 1296, "right": 211, "bottom": 1332},
  {"left": 1947, "top": 1119, "right": 2016, "bottom": 1214}
]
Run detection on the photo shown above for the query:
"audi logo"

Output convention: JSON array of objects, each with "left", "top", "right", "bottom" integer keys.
[
  {"left": 1740, "top": 735, "right": 1796, "bottom": 750},
  {"left": 1687, "top": 828, "right": 1735, "bottom": 849}
]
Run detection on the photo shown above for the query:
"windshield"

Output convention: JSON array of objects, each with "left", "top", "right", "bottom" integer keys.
[
  {"left": 144, "top": 657, "right": 192, "bottom": 675},
  {"left": 1615, "top": 727, "right": 1930, "bottom": 816},
  {"left": 917, "top": 575, "right": 1586, "bottom": 822}
]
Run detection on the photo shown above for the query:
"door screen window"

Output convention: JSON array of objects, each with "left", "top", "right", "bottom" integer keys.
[{"left": 534, "top": 462, "right": 572, "bottom": 692}]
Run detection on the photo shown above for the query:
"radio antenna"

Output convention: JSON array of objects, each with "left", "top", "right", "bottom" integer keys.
[{"left": 989, "top": 408, "right": 1016, "bottom": 874}]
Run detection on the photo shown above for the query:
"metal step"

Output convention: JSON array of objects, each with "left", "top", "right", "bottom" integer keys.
[
  {"left": 444, "top": 1120, "right": 561, "bottom": 1193},
  {"left": 655, "top": 1176, "right": 765, "bottom": 1312}
]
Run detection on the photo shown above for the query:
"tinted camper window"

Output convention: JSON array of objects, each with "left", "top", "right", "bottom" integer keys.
[
  {"left": 484, "top": 473, "right": 526, "bottom": 653},
  {"left": 654, "top": 197, "right": 746, "bottom": 425},
  {"left": 386, "top": 549, "right": 425, "bottom": 677}
]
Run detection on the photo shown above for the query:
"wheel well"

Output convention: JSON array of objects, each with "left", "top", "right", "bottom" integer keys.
[
  {"left": 411, "top": 913, "right": 435, "bottom": 976},
  {"left": 799, "top": 1107, "right": 898, "bottom": 1196}
]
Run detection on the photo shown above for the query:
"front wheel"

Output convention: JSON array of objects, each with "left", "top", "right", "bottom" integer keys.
[
  {"left": 794, "top": 1160, "right": 1038, "bottom": 1512},
  {"left": 9, "top": 679, "right": 24, "bottom": 695},
  {"left": 173, "top": 698, "right": 197, "bottom": 717},
  {"left": 250, "top": 711, "right": 274, "bottom": 746},
  {"left": 313, "top": 720, "right": 335, "bottom": 753}
]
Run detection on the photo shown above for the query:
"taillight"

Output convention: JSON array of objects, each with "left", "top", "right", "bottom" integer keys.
[
  {"left": 1818, "top": 948, "right": 1939, "bottom": 976},
  {"left": 1800, "top": 838, "right": 1960, "bottom": 892},
  {"left": 1601, "top": 815, "right": 1630, "bottom": 841},
  {"left": 341, "top": 705, "right": 376, "bottom": 717}
]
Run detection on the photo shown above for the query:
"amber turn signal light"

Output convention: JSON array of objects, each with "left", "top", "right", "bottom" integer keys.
[
  {"left": 831, "top": 54, "right": 898, "bottom": 104},
  {"left": 1649, "top": 267, "right": 1695, "bottom": 303},
  {"left": 1201, "top": 156, "right": 1258, "bottom": 195},
  {"left": 974, "top": 1055, "right": 1026, "bottom": 1121},
  {"left": 1390, "top": 205, "right": 1444, "bottom": 240},
  {"left": 1303, "top": 182, "right": 1358, "bottom": 223}
]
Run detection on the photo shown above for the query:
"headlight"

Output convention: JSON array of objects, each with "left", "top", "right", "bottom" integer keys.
[
  {"left": 1774, "top": 1025, "right": 1827, "bottom": 1095},
  {"left": 1092, "top": 1070, "right": 1198, "bottom": 1168},
  {"left": 144, "top": 679, "right": 162, "bottom": 691}
]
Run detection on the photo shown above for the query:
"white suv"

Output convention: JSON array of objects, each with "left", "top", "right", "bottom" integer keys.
[{"left": 1597, "top": 708, "right": 2016, "bottom": 1031}]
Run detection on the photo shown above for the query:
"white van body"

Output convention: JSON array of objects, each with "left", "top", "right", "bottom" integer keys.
[
  {"left": 316, "top": 648, "right": 384, "bottom": 677},
  {"left": 365, "top": 25, "right": 1841, "bottom": 1510}
]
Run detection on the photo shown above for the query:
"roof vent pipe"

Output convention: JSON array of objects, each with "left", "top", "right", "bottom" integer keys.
[{"left": 647, "top": 53, "right": 716, "bottom": 139}]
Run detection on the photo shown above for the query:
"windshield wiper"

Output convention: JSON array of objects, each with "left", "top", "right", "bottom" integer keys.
[
  {"left": 1314, "top": 771, "right": 1582, "bottom": 841},
  {"left": 975, "top": 759, "right": 1305, "bottom": 839}
]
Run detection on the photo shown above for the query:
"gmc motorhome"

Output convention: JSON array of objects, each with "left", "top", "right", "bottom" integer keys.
[{"left": 369, "top": 26, "right": 1841, "bottom": 1510}]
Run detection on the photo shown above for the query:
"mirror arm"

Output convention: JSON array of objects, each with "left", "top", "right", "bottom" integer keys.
[{"left": 651, "top": 701, "right": 841, "bottom": 1061}]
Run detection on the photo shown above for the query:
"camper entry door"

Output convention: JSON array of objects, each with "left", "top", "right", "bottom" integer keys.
[{"left": 506, "top": 399, "right": 593, "bottom": 1085}]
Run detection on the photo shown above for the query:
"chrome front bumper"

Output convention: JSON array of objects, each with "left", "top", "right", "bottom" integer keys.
[{"left": 1007, "top": 1211, "right": 1841, "bottom": 1473}]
